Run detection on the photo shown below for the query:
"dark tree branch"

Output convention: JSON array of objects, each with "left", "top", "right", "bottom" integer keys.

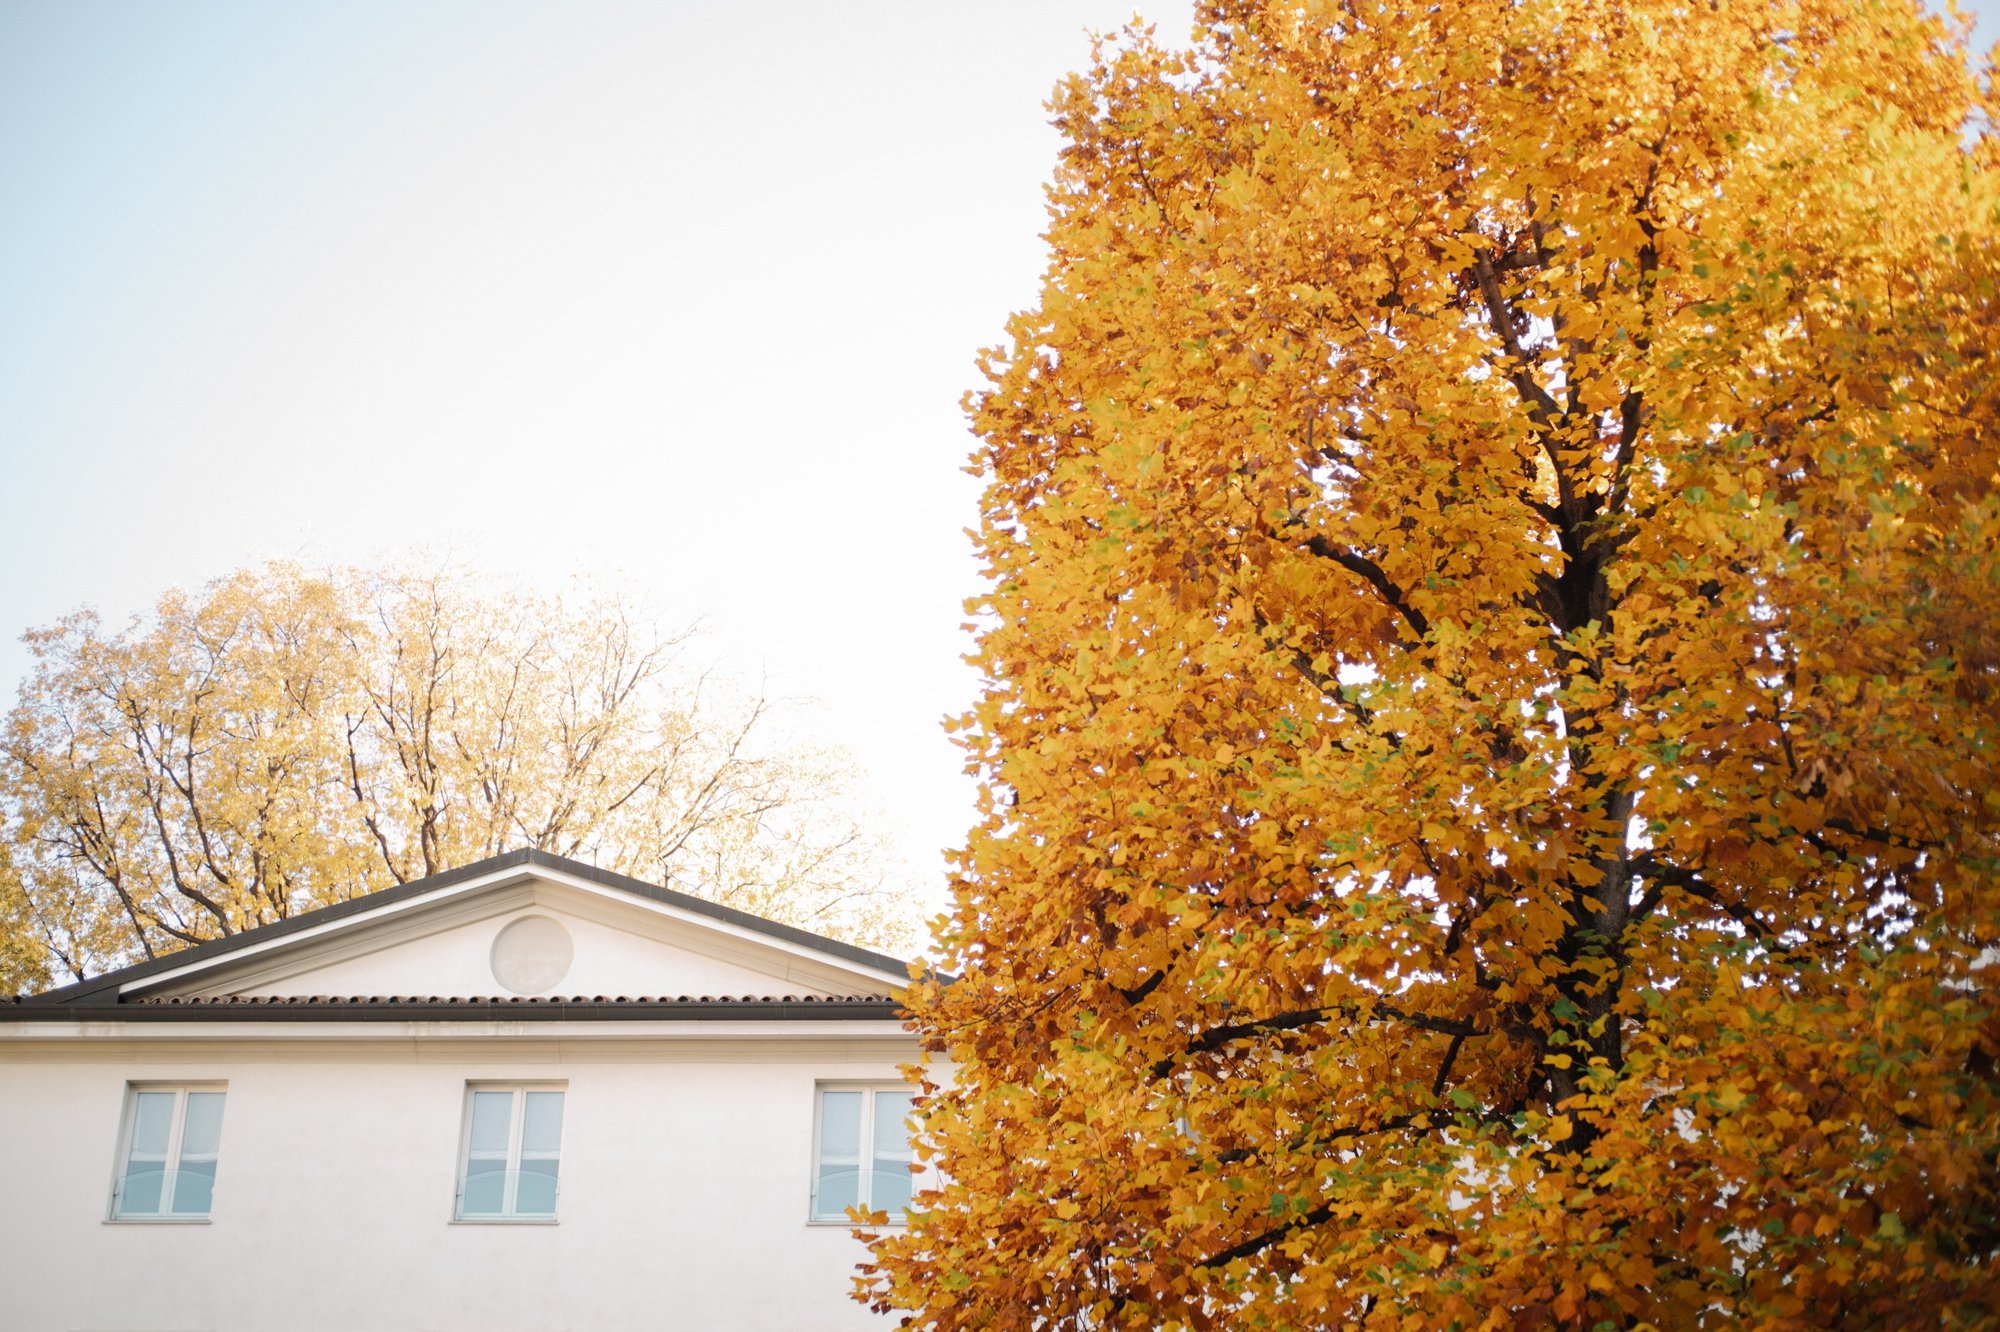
[
  {"left": 1815, "top": 819, "right": 1938, "bottom": 854},
  {"left": 1153, "top": 1002, "right": 1477, "bottom": 1079},
  {"left": 1211, "top": 1112, "right": 1424, "bottom": 1167},
  {"left": 1430, "top": 1032, "right": 1468, "bottom": 1100},
  {"left": 1195, "top": 1097, "right": 1519, "bottom": 1271},
  {"left": 1470, "top": 252, "right": 1567, "bottom": 427},
  {"left": 1117, "top": 968, "right": 1168, "bottom": 1006},
  {"left": 1199, "top": 1203, "right": 1335, "bottom": 1270},
  {"left": 1301, "top": 535, "right": 1431, "bottom": 638},
  {"left": 1630, "top": 856, "right": 1766, "bottom": 938}
]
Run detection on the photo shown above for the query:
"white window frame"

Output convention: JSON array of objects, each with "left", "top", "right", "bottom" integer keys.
[
  {"left": 453, "top": 1083, "right": 566, "bottom": 1224},
  {"left": 108, "top": 1082, "right": 226, "bottom": 1223},
  {"left": 809, "top": 1082, "right": 917, "bottom": 1226}
]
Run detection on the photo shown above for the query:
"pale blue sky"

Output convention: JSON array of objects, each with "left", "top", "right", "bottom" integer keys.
[
  {"left": 0, "top": 0, "right": 1994, "bottom": 897},
  {"left": 0, "top": 0, "right": 1206, "bottom": 897}
]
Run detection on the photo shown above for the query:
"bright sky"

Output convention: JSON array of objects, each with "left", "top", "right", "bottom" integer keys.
[
  {"left": 0, "top": 0, "right": 1994, "bottom": 909},
  {"left": 0, "top": 0, "right": 1202, "bottom": 908}
]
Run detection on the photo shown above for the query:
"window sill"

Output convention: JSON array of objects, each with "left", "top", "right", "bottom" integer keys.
[
  {"left": 806, "top": 1218, "right": 908, "bottom": 1229},
  {"left": 104, "top": 1216, "right": 212, "bottom": 1225},
  {"left": 450, "top": 1217, "right": 560, "bottom": 1225}
]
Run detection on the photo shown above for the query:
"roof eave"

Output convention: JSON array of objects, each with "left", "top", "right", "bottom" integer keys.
[{"left": 1, "top": 997, "right": 909, "bottom": 1023}]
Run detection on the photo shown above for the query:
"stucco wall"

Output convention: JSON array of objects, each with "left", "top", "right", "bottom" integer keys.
[
  {"left": 230, "top": 905, "right": 842, "bottom": 1001},
  {"left": 0, "top": 1029, "right": 918, "bottom": 1332}
]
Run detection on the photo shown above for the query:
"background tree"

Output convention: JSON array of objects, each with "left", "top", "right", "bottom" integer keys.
[
  {"left": 868, "top": 2, "right": 2000, "bottom": 1327},
  {"left": 2, "top": 562, "right": 914, "bottom": 982},
  {"left": 0, "top": 842, "right": 44, "bottom": 996}
]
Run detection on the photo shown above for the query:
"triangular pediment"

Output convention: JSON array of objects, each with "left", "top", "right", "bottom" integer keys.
[{"left": 40, "top": 852, "right": 909, "bottom": 1007}]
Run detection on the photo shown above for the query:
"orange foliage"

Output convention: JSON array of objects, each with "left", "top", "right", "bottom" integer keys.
[{"left": 866, "top": 2, "right": 2000, "bottom": 1327}]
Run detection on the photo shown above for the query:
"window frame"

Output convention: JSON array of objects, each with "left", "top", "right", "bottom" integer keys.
[
  {"left": 452, "top": 1082, "right": 567, "bottom": 1224},
  {"left": 107, "top": 1082, "right": 227, "bottom": 1223},
  {"left": 808, "top": 1082, "right": 918, "bottom": 1226}
]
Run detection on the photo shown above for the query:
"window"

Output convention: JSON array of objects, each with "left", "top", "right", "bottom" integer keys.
[
  {"left": 111, "top": 1085, "right": 226, "bottom": 1220},
  {"left": 811, "top": 1084, "right": 915, "bottom": 1223},
  {"left": 456, "top": 1085, "right": 564, "bottom": 1221}
]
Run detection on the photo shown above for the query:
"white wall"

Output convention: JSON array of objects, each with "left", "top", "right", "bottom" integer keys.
[
  {"left": 233, "top": 906, "right": 841, "bottom": 1001},
  {"left": 147, "top": 870, "right": 906, "bottom": 1002},
  {"left": 0, "top": 1029, "right": 920, "bottom": 1332}
]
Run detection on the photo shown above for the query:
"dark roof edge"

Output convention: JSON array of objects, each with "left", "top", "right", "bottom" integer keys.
[
  {"left": 2, "top": 997, "right": 909, "bottom": 1024},
  {"left": 26, "top": 848, "right": 914, "bottom": 1007}
]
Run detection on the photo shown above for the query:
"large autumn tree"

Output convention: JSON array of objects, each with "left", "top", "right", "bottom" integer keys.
[
  {"left": 868, "top": 1, "right": 2000, "bottom": 1326},
  {"left": 1, "top": 562, "right": 913, "bottom": 990}
]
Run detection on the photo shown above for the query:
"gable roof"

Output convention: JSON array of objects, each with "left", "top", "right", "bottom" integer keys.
[{"left": 12, "top": 848, "right": 913, "bottom": 1016}]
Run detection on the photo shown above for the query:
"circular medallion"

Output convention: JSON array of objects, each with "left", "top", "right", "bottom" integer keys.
[{"left": 489, "top": 914, "right": 574, "bottom": 994}]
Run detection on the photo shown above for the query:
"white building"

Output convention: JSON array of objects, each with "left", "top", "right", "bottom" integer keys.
[{"left": 0, "top": 849, "right": 924, "bottom": 1331}]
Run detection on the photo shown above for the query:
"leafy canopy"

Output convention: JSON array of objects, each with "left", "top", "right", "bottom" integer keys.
[
  {"left": 2, "top": 562, "right": 914, "bottom": 990},
  {"left": 867, "top": 1, "right": 2000, "bottom": 1327}
]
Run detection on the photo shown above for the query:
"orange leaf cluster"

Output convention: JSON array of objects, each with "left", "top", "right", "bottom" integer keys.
[{"left": 866, "top": 1, "right": 2000, "bottom": 1327}]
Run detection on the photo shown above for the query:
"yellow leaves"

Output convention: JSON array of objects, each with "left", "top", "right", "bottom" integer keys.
[
  {"left": 5, "top": 565, "right": 920, "bottom": 974},
  {"left": 1434, "top": 233, "right": 1480, "bottom": 271},
  {"left": 873, "top": 0, "right": 2000, "bottom": 1327}
]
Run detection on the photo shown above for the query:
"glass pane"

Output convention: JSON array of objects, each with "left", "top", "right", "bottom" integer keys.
[
  {"left": 179, "top": 1092, "right": 225, "bottom": 1159},
  {"left": 872, "top": 1089, "right": 916, "bottom": 1215},
  {"left": 516, "top": 1159, "right": 560, "bottom": 1215},
  {"left": 872, "top": 1090, "right": 914, "bottom": 1162},
  {"left": 130, "top": 1091, "right": 175, "bottom": 1160},
  {"left": 170, "top": 1094, "right": 224, "bottom": 1216},
  {"left": 814, "top": 1164, "right": 861, "bottom": 1221},
  {"left": 119, "top": 1163, "right": 165, "bottom": 1215},
  {"left": 871, "top": 1156, "right": 914, "bottom": 1215},
  {"left": 522, "top": 1092, "right": 564, "bottom": 1154},
  {"left": 818, "top": 1091, "right": 862, "bottom": 1164},
  {"left": 118, "top": 1091, "right": 176, "bottom": 1216},
  {"left": 460, "top": 1159, "right": 506, "bottom": 1216},
  {"left": 469, "top": 1091, "right": 513, "bottom": 1155},
  {"left": 170, "top": 1159, "right": 216, "bottom": 1215},
  {"left": 814, "top": 1090, "right": 865, "bottom": 1220}
]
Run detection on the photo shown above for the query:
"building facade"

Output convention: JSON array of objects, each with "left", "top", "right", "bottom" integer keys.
[{"left": 0, "top": 849, "right": 922, "bottom": 1331}]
